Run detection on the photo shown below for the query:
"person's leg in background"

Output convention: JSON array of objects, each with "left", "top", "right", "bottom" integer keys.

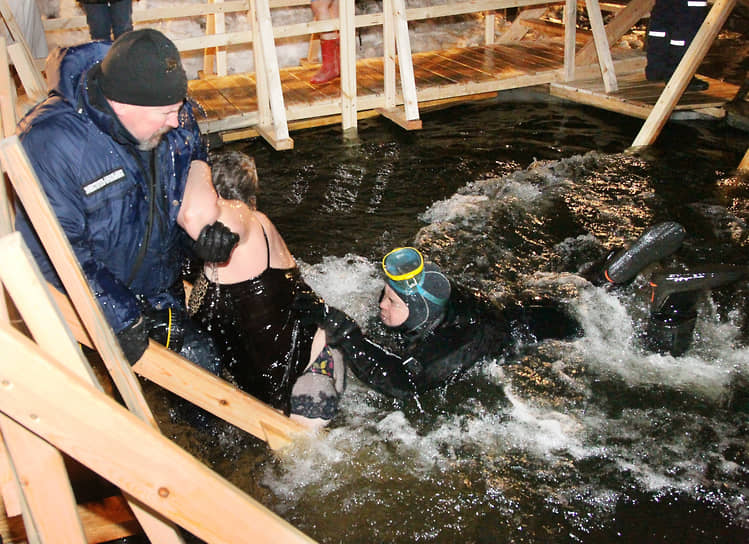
[
  {"left": 109, "top": 0, "right": 133, "bottom": 40},
  {"left": 669, "top": 0, "right": 709, "bottom": 90},
  {"left": 82, "top": 2, "right": 113, "bottom": 41},
  {"left": 645, "top": 0, "right": 675, "bottom": 82},
  {"left": 309, "top": 0, "right": 340, "bottom": 84}
]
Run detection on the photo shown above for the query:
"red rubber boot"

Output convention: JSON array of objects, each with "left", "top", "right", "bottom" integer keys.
[{"left": 310, "top": 37, "right": 340, "bottom": 84}]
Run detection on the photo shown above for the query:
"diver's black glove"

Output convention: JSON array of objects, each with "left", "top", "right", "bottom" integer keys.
[
  {"left": 291, "top": 292, "right": 360, "bottom": 347},
  {"left": 116, "top": 316, "right": 149, "bottom": 365},
  {"left": 193, "top": 221, "right": 239, "bottom": 263},
  {"left": 322, "top": 307, "right": 361, "bottom": 347},
  {"left": 291, "top": 290, "right": 327, "bottom": 328},
  {"left": 143, "top": 307, "right": 186, "bottom": 353}
]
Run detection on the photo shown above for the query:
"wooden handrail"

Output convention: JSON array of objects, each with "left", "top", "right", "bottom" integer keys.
[{"left": 43, "top": 0, "right": 559, "bottom": 52}]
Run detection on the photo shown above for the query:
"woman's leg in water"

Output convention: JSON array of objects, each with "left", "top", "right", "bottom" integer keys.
[{"left": 290, "top": 328, "right": 345, "bottom": 429}]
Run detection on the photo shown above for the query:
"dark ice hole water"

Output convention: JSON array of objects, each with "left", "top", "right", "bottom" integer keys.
[{"left": 149, "top": 89, "right": 748, "bottom": 544}]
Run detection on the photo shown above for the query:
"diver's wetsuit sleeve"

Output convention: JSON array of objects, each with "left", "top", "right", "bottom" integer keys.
[{"left": 336, "top": 329, "right": 419, "bottom": 401}]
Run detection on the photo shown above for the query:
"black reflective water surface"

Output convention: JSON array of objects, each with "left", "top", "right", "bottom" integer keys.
[{"left": 161, "top": 89, "right": 749, "bottom": 544}]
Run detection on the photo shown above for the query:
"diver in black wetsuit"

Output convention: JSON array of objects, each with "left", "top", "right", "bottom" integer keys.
[
  {"left": 295, "top": 246, "right": 581, "bottom": 401},
  {"left": 296, "top": 223, "right": 748, "bottom": 401},
  {"left": 584, "top": 221, "right": 749, "bottom": 356}
]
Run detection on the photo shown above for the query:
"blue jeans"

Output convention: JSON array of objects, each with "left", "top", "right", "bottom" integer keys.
[{"left": 83, "top": 1, "right": 133, "bottom": 41}]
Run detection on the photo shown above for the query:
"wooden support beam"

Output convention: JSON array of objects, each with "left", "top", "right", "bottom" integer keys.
[
  {"left": 340, "top": 0, "right": 358, "bottom": 132},
  {"left": 0, "top": 138, "right": 188, "bottom": 543},
  {"left": 0, "top": 323, "right": 317, "bottom": 544},
  {"left": 46, "top": 286, "right": 307, "bottom": 450},
  {"left": 0, "top": 232, "right": 188, "bottom": 544},
  {"left": 484, "top": 12, "right": 496, "bottom": 45},
  {"left": 0, "top": 0, "right": 45, "bottom": 102},
  {"left": 576, "top": 0, "right": 653, "bottom": 66},
  {"left": 739, "top": 148, "right": 749, "bottom": 173},
  {"left": 563, "top": 0, "right": 577, "bottom": 81},
  {"left": 585, "top": 0, "right": 618, "bottom": 92},
  {"left": 496, "top": 7, "right": 548, "bottom": 43},
  {"left": 1, "top": 495, "right": 142, "bottom": 544},
  {"left": 632, "top": 0, "right": 737, "bottom": 147},
  {"left": 0, "top": 417, "right": 87, "bottom": 543},
  {"left": 0, "top": 39, "right": 17, "bottom": 139},
  {"left": 203, "top": 0, "right": 228, "bottom": 77},
  {"left": 250, "top": 0, "right": 293, "bottom": 148},
  {"left": 392, "top": 0, "right": 420, "bottom": 124}
]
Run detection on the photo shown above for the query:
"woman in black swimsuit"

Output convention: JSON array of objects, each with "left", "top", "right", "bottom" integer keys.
[{"left": 182, "top": 151, "right": 344, "bottom": 428}]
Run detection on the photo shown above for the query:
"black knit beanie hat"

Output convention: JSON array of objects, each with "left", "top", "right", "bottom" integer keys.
[{"left": 98, "top": 29, "right": 187, "bottom": 106}]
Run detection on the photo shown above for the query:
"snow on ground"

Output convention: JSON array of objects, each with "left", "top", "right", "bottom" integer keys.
[{"left": 43, "top": 0, "right": 491, "bottom": 78}]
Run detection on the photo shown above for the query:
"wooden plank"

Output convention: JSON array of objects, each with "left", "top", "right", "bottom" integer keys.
[
  {"left": 0, "top": 136, "right": 194, "bottom": 543},
  {"left": 563, "top": 0, "right": 577, "bottom": 80},
  {"left": 0, "top": 233, "right": 191, "bottom": 544},
  {"left": 46, "top": 284, "right": 309, "bottom": 450},
  {"left": 739, "top": 148, "right": 749, "bottom": 172},
  {"left": 210, "top": 73, "right": 259, "bottom": 112},
  {"left": 1, "top": 495, "right": 141, "bottom": 544},
  {"left": 5, "top": 43, "right": 45, "bottom": 102},
  {"left": 189, "top": 78, "right": 240, "bottom": 121},
  {"left": 584, "top": 0, "right": 618, "bottom": 92},
  {"left": 392, "top": 0, "right": 420, "bottom": 123},
  {"left": 0, "top": 323, "right": 317, "bottom": 544},
  {"left": 632, "top": 0, "right": 737, "bottom": 147},
  {"left": 341, "top": 0, "right": 358, "bottom": 131},
  {"left": 376, "top": 107, "right": 422, "bottom": 129},
  {"left": 255, "top": 0, "right": 292, "bottom": 144},
  {"left": 576, "top": 0, "right": 653, "bottom": 66},
  {"left": 383, "top": 0, "right": 396, "bottom": 109},
  {"left": 0, "top": 417, "right": 87, "bottom": 543},
  {"left": 484, "top": 12, "right": 496, "bottom": 45},
  {"left": 496, "top": 7, "right": 548, "bottom": 43},
  {"left": 550, "top": 81, "right": 654, "bottom": 118},
  {"left": 0, "top": 38, "right": 17, "bottom": 138}
]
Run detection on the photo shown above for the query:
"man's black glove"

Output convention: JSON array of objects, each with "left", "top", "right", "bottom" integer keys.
[
  {"left": 193, "top": 221, "right": 239, "bottom": 263},
  {"left": 143, "top": 307, "right": 186, "bottom": 353},
  {"left": 116, "top": 316, "right": 149, "bottom": 365}
]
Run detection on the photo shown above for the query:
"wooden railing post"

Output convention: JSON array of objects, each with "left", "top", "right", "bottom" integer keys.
[
  {"left": 340, "top": 0, "right": 357, "bottom": 133},
  {"left": 377, "top": 0, "right": 421, "bottom": 130},
  {"left": 563, "top": 0, "right": 576, "bottom": 81},
  {"left": 585, "top": 0, "right": 618, "bottom": 92},
  {"left": 249, "top": 0, "right": 293, "bottom": 149}
]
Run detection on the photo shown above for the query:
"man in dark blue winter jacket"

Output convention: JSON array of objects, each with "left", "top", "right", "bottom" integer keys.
[{"left": 15, "top": 29, "right": 238, "bottom": 370}]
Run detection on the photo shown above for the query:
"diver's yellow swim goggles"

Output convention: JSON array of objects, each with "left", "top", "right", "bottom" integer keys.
[{"left": 382, "top": 247, "right": 426, "bottom": 296}]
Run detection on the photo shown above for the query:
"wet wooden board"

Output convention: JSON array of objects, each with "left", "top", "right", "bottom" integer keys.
[
  {"left": 355, "top": 58, "right": 386, "bottom": 95},
  {"left": 209, "top": 73, "right": 258, "bottom": 112},
  {"left": 191, "top": 40, "right": 726, "bottom": 135},
  {"left": 550, "top": 73, "right": 740, "bottom": 119}
]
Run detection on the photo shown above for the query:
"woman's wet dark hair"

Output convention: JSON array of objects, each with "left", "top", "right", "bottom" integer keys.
[{"left": 208, "top": 150, "right": 259, "bottom": 208}]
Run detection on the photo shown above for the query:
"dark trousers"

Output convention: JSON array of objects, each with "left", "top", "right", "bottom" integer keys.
[
  {"left": 646, "top": 0, "right": 708, "bottom": 81},
  {"left": 83, "top": 1, "right": 133, "bottom": 41}
]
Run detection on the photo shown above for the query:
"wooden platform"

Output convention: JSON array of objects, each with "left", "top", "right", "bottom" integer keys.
[
  {"left": 189, "top": 39, "right": 648, "bottom": 136},
  {"left": 550, "top": 72, "right": 743, "bottom": 119}
]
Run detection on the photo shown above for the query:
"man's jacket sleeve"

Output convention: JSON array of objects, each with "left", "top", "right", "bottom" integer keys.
[{"left": 17, "top": 122, "right": 142, "bottom": 333}]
